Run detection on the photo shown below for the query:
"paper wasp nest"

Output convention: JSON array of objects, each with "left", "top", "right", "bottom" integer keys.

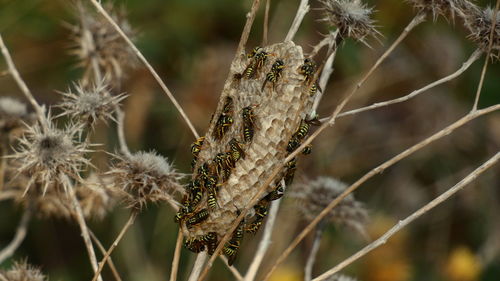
[{"left": 177, "top": 41, "right": 316, "bottom": 260}]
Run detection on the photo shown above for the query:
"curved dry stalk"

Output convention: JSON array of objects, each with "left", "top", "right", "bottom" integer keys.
[
  {"left": 66, "top": 177, "right": 103, "bottom": 281},
  {"left": 91, "top": 212, "right": 137, "bottom": 281},
  {"left": 235, "top": 0, "right": 261, "bottom": 58},
  {"left": 169, "top": 229, "right": 183, "bottom": 281},
  {"left": 89, "top": 230, "right": 123, "bottom": 281},
  {"left": 0, "top": 34, "right": 45, "bottom": 123},
  {"left": 188, "top": 252, "right": 208, "bottom": 281},
  {"left": 0, "top": 191, "right": 19, "bottom": 202},
  {"left": 89, "top": 0, "right": 199, "bottom": 139},
  {"left": 285, "top": 0, "right": 310, "bottom": 42},
  {"left": 304, "top": 224, "right": 326, "bottom": 281},
  {"left": 197, "top": 13, "right": 429, "bottom": 281},
  {"left": 332, "top": 48, "right": 483, "bottom": 120},
  {"left": 313, "top": 152, "right": 500, "bottom": 281},
  {"left": 472, "top": 0, "right": 500, "bottom": 111},
  {"left": 244, "top": 195, "right": 283, "bottom": 281},
  {"left": 261, "top": 104, "right": 500, "bottom": 280},
  {"left": 0, "top": 273, "right": 7, "bottom": 281},
  {"left": 115, "top": 106, "right": 131, "bottom": 157},
  {"left": 309, "top": 45, "right": 338, "bottom": 118},
  {"left": 0, "top": 206, "right": 32, "bottom": 264},
  {"left": 220, "top": 256, "right": 244, "bottom": 281},
  {"left": 262, "top": 0, "right": 271, "bottom": 46}
]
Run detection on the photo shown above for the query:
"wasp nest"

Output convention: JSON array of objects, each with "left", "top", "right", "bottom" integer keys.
[{"left": 176, "top": 41, "right": 318, "bottom": 263}]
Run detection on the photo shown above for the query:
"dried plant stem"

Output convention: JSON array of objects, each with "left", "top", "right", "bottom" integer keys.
[
  {"left": 221, "top": 257, "right": 244, "bottom": 281},
  {"left": 89, "top": 0, "right": 199, "bottom": 139},
  {"left": 67, "top": 180, "right": 103, "bottom": 281},
  {"left": 472, "top": 0, "right": 500, "bottom": 111},
  {"left": 0, "top": 273, "right": 7, "bottom": 281},
  {"left": 244, "top": 197, "right": 283, "bottom": 281},
  {"left": 309, "top": 45, "right": 338, "bottom": 118},
  {"left": 0, "top": 191, "right": 19, "bottom": 202},
  {"left": 332, "top": 48, "right": 483, "bottom": 120},
  {"left": 309, "top": 35, "right": 334, "bottom": 58},
  {"left": 91, "top": 212, "right": 137, "bottom": 281},
  {"left": 262, "top": 0, "right": 271, "bottom": 46},
  {"left": 0, "top": 145, "right": 6, "bottom": 190},
  {"left": 304, "top": 224, "right": 326, "bottom": 281},
  {"left": 115, "top": 106, "right": 131, "bottom": 157},
  {"left": 285, "top": 0, "right": 310, "bottom": 42},
  {"left": 89, "top": 230, "right": 123, "bottom": 281},
  {"left": 313, "top": 152, "right": 500, "bottom": 281},
  {"left": 169, "top": 229, "right": 183, "bottom": 281},
  {"left": 0, "top": 34, "right": 45, "bottom": 123},
  {"left": 235, "top": 0, "right": 261, "bottom": 58},
  {"left": 198, "top": 12, "right": 429, "bottom": 281},
  {"left": 262, "top": 104, "right": 500, "bottom": 280},
  {"left": 188, "top": 252, "right": 208, "bottom": 281},
  {"left": 0, "top": 206, "right": 32, "bottom": 264}
]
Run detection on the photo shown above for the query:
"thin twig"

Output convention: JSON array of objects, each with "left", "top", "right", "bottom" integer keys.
[
  {"left": 220, "top": 256, "right": 244, "bottom": 281},
  {"left": 262, "top": 0, "right": 271, "bottom": 46},
  {"left": 309, "top": 35, "right": 334, "bottom": 58},
  {"left": 472, "top": 0, "right": 500, "bottom": 111},
  {"left": 0, "top": 34, "right": 45, "bottom": 124},
  {"left": 197, "top": 13, "right": 428, "bottom": 281},
  {"left": 0, "top": 191, "right": 20, "bottom": 202},
  {"left": 91, "top": 212, "right": 137, "bottom": 281},
  {"left": 261, "top": 104, "right": 500, "bottom": 280},
  {"left": 312, "top": 152, "right": 500, "bottom": 281},
  {"left": 66, "top": 176, "right": 103, "bottom": 281},
  {"left": 169, "top": 229, "right": 183, "bottom": 281},
  {"left": 328, "top": 48, "right": 483, "bottom": 121},
  {"left": 115, "top": 106, "right": 131, "bottom": 157},
  {"left": 188, "top": 252, "right": 208, "bottom": 281},
  {"left": 235, "top": 0, "right": 262, "bottom": 58},
  {"left": 285, "top": 0, "right": 310, "bottom": 42},
  {"left": 244, "top": 195, "right": 284, "bottom": 281},
  {"left": 304, "top": 224, "right": 325, "bottom": 281},
  {"left": 0, "top": 206, "right": 32, "bottom": 264},
  {"left": 89, "top": 0, "right": 199, "bottom": 139},
  {"left": 89, "top": 230, "right": 123, "bottom": 281}
]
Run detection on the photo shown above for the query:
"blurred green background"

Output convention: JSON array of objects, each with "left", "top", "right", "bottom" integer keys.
[{"left": 0, "top": 0, "right": 499, "bottom": 280}]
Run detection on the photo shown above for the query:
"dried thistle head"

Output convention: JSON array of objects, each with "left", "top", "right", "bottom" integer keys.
[
  {"left": 289, "top": 176, "right": 368, "bottom": 237},
  {"left": 0, "top": 260, "right": 47, "bottom": 281},
  {"left": 319, "top": 0, "right": 379, "bottom": 45},
  {"left": 56, "top": 81, "right": 127, "bottom": 126},
  {"left": 0, "top": 97, "right": 34, "bottom": 140},
  {"left": 406, "top": 0, "right": 476, "bottom": 21},
  {"left": 8, "top": 116, "right": 91, "bottom": 195},
  {"left": 108, "top": 151, "right": 184, "bottom": 210},
  {"left": 464, "top": 6, "right": 500, "bottom": 60},
  {"left": 68, "top": 2, "right": 137, "bottom": 83}
]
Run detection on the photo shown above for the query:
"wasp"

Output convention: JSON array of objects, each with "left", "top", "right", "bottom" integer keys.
[
  {"left": 229, "top": 138, "right": 245, "bottom": 161},
  {"left": 244, "top": 49, "right": 269, "bottom": 79},
  {"left": 222, "top": 97, "right": 233, "bottom": 114},
  {"left": 191, "top": 136, "right": 205, "bottom": 157},
  {"left": 201, "top": 232, "right": 218, "bottom": 255},
  {"left": 186, "top": 208, "right": 209, "bottom": 228},
  {"left": 224, "top": 222, "right": 244, "bottom": 265},
  {"left": 184, "top": 237, "right": 205, "bottom": 253},
  {"left": 174, "top": 206, "right": 189, "bottom": 223},
  {"left": 224, "top": 151, "right": 236, "bottom": 169},
  {"left": 265, "top": 183, "right": 284, "bottom": 201},
  {"left": 262, "top": 59, "right": 285, "bottom": 90},
  {"left": 286, "top": 137, "right": 301, "bottom": 153},
  {"left": 299, "top": 58, "right": 317, "bottom": 84},
  {"left": 214, "top": 114, "right": 233, "bottom": 140},
  {"left": 284, "top": 158, "right": 297, "bottom": 186},
  {"left": 302, "top": 144, "right": 312, "bottom": 155},
  {"left": 244, "top": 221, "right": 262, "bottom": 234},
  {"left": 198, "top": 162, "right": 210, "bottom": 182},
  {"left": 247, "top": 46, "right": 263, "bottom": 58},
  {"left": 306, "top": 115, "right": 322, "bottom": 126},
  {"left": 242, "top": 106, "right": 255, "bottom": 143},
  {"left": 205, "top": 176, "right": 219, "bottom": 210},
  {"left": 293, "top": 121, "right": 310, "bottom": 140}
]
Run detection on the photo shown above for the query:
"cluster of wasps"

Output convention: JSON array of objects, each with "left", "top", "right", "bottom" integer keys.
[{"left": 176, "top": 46, "right": 321, "bottom": 266}]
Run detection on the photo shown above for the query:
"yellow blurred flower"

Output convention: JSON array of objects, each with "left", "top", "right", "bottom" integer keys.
[
  {"left": 444, "top": 246, "right": 482, "bottom": 281},
  {"left": 268, "top": 266, "right": 302, "bottom": 281}
]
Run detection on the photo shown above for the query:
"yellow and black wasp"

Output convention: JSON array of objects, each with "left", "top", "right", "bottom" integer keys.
[
  {"left": 284, "top": 158, "right": 297, "bottom": 186},
  {"left": 247, "top": 46, "right": 263, "bottom": 58},
  {"left": 294, "top": 121, "right": 310, "bottom": 140},
  {"left": 201, "top": 232, "right": 218, "bottom": 255},
  {"left": 205, "top": 175, "right": 219, "bottom": 210},
  {"left": 184, "top": 237, "right": 205, "bottom": 253},
  {"left": 286, "top": 137, "right": 301, "bottom": 153},
  {"left": 262, "top": 59, "right": 285, "bottom": 90},
  {"left": 242, "top": 106, "right": 255, "bottom": 143},
  {"left": 190, "top": 136, "right": 205, "bottom": 171},
  {"left": 213, "top": 114, "right": 233, "bottom": 140},
  {"left": 265, "top": 183, "right": 284, "bottom": 201},
  {"left": 229, "top": 138, "right": 245, "bottom": 161},
  {"left": 186, "top": 208, "right": 210, "bottom": 228},
  {"left": 222, "top": 96, "right": 233, "bottom": 114},
  {"left": 224, "top": 221, "right": 244, "bottom": 266},
  {"left": 302, "top": 144, "right": 312, "bottom": 155},
  {"left": 244, "top": 48, "right": 269, "bottom": 79},
  {"left": 245, "top": 200, "right": 269, "bottom": 234},
  {"left": 299, "top": 58, "right": 317, "bottom": 85}
]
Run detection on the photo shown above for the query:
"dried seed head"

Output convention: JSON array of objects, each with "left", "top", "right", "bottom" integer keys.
[
  {"left": 57, "top": 81, "right": 127, "bottom": 126},
  {"left": 406, "top": 0, "right": 476, "bottom": 21},
  {"left": 289, "top": 177, "right": 368, "bottom": 237},
  {"left": 76, "top": 173, "right": 117, "bottom": 220},
  {"left": 319, "top": 0, "right": 379, "bottom": 45},
  {"left": 8, "top": 116, "right": 91, "bottom": 195},
  {"left": 69, "top": 2, "right": 137, "bottom": 83},
  {"left": 0, "top": 97, "right": 33, "bottom": 139},
  {"left": 1, "top": 260, "right": 47, "bottom": 281},
  {"left": 464, "top": 7, "right": 500, "bottom": 60},
  {"left": 108, "top": 151, "right": 184, "bottom": 210}
]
